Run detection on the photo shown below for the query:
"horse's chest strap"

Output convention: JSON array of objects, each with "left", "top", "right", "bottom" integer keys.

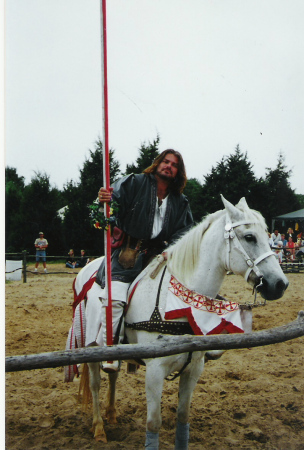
[{"left": 125, "top": 266, "right": 194, "bottom": 336}]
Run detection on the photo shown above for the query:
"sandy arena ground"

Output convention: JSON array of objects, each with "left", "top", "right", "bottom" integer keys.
[{"left": 5, "top": 263, "right": 304, "bottom": 449}]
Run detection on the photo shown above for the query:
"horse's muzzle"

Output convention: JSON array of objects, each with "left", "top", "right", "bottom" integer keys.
[{"left": 257, "top": 277, "right": 289, "bottom": 301}]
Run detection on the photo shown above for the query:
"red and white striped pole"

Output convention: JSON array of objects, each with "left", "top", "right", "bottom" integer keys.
[{"left": 100, "top": 0, "right": 113, "bottom": 347}]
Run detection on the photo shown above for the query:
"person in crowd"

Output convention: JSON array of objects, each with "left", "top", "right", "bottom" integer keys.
[
  {"left": 268, "top": 232, "right": 274, "bottom": 248},
  {"left": 96, "top": 149, "right": 194, "bottom": 372},
  {"left": 66, "top": 249, "right": 77, "bottom": 269},
  {"left": 280, "top": 233, "right": 287, "bottom": 247},
  {"left": 34, "top": 232, "right": 48, "bottom": 273},
  {"left": 273, "top": 241, "right": 283, "bottom": 264},
  {"left": 287, "top": 227, "right": 296, "bottom": 242},
  {"left": 271, "top": 229, "right": 281, "bottom": 246},
  {"left": 286, "top": 236, "right": 296, "bottom": 261},
  {"left": 295, "top": 238, "right": 304, "bottom": 260},
  {"left": 76, "top": 249, "right": 90, "bottom": 268}
]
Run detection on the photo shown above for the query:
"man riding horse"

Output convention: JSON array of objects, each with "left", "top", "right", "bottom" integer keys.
[{"left": 96, "top": 149, "right": 194, "bottom": 372}]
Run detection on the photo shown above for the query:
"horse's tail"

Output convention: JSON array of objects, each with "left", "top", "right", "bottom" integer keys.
[{"left": 78, "top": 363, "right": 92, "bottom": 410}]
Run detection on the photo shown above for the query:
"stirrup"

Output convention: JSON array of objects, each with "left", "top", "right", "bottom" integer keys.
[{"left": 102, "top": 360, "right": 120, "bottom": 373}]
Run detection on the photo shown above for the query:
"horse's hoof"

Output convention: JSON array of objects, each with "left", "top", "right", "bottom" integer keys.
[
  {"left": 91, "top": 423, "right": 107, "bottom": 443},
  {"left": 107, "top": 415, "right": 118, "bottom": 425},
  {"left": 95, "top": 433, "right": 107, "bottom": 443},
  {"left": 106, "top": 407, "right": 117, "bottom": 424}
]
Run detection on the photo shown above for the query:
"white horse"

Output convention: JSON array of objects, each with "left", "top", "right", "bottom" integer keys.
[{"left": 69, "top": 196, "right": 288, "bottom": 449}]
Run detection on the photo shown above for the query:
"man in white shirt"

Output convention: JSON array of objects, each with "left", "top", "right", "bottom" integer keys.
[{"left": 96, "top": 150, "right": 193, "bottom": 371}]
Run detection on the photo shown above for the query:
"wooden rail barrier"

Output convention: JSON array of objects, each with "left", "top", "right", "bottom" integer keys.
[{"left": 5, "top": 311, "right": 304, "bottom": 373}]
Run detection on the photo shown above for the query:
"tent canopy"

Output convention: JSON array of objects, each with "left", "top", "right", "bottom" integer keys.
[
  {"left": 274, "top": 209, "right": 304, "bottom": 220},
  {"left": 272, "top": 208, "right": 304, "bottom": 234}
]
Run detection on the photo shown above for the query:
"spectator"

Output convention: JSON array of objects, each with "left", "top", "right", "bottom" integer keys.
[
  {"left": 296, "top": 239, "right": 304, "bottom": 260},
  {"left": 280, "top": 233, "right": 287, "bottom": 247},
  {"left": 271, "top": 229, "right": 281, "bottom": 246},
  {"left": 273, "top": 241, "right": 283, "bottom": 264},
  {"left": 287, "top": 227, "right": 296, "bottom": 242},
  {"left": 66, "top": 249, "right": 76, "bottom": 269},
  {"left": 34, "top": 232, "right": 48, "bottom": 273},
  {"left": 268, "top": 232, "right": 274, "bottom": 248},
  {"left": 76, "top": 249, "right": 90, "bottom": 268},
  {"left": 286, "top": 237, "right": 295, "bottom": 261}
]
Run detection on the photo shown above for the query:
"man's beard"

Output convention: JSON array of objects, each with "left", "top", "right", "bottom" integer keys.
[{"left": 156, "top": 168, "right": 174, "bottom": 182}]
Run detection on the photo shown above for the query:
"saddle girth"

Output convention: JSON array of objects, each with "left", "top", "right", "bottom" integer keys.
[{"left": 125, "top": 267, "right": 194, "bottom": 336}]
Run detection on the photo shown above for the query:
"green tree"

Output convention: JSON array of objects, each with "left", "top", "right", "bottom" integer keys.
[
  {"left": 125, "top": 135, "right": 160, "bottom": 174},
  {"left": 201, "top": 145, "right": 262, "bottom": 214},
  {"left": 263, "top": 152, "right": 300, "bottom": 227},
  {"left": 296, "top": 194, "right": 304, "bottom": 209},
  {"left": 183, "top": 178, "right": 205, "bottom": 223},
  {"left": 62, "top": 140, "right": 121, "bottom": 255},
  {"left": 5, "top": 167, "right": 25, "bottom": 252},
  {"left": 19, "top": 172, "right": 64, "bottom": 253}
]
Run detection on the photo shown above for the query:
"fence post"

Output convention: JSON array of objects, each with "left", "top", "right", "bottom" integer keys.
[{"left": 22, "top": 251, "right": 27, "bottom": 283}]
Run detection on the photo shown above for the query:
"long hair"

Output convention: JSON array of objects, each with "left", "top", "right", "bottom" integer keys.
[{"left": 143, "top": 149, "right": 187, "bottom": 194}]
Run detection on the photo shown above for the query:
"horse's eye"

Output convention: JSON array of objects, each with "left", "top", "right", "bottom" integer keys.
[{"left": 245, "top": 234, "right": 256, "bottom": 243}]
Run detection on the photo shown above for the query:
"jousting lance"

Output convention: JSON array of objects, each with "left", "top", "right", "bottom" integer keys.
[{"left": 100, "top": 0, "right": 113, "bottom": 348}]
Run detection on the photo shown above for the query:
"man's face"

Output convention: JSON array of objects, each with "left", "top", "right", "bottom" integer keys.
[{"left": 156, "top": 153, "right": 179, "bottom": 181}]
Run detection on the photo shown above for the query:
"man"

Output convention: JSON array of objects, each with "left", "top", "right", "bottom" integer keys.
[
  {"left": 271, "top": 229, "right": 281, "bottom": 247},
  {"left": 34, "top": 232, "right": 48, "bottom": 273},
  {"left": 76, "top": 249, "right": 90, "bottom": 268},
  {"left": 97, "top": 149, "right": 193, "bottom": 372}
]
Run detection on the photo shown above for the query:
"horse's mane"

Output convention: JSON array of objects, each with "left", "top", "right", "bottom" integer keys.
[
  {"left": 166, "top": 209, "right": 224, "bottom": 284},
  {"left": 166, "top": 203, "right": 267, "bottom": 285}
]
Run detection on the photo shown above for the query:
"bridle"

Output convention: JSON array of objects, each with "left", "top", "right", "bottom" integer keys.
[{"left": 224, "top": 215, "right": 275, "bottom": 286}]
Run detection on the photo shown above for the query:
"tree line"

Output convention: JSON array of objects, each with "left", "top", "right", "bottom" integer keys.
[{"left": 5, "top": 136, "right": 303, "bottom": 257}]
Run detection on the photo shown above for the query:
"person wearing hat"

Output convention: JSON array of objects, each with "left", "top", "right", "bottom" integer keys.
[{"left": 34, "top": 232, "right": 48, "bottom": 273}]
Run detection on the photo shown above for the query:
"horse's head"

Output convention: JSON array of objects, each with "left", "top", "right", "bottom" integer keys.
[{"left": 221, "top": 195, "right": 289, "bottom": 300}]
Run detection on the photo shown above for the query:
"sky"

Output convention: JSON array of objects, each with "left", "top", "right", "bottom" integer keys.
[{"left": 4, "top": 0, "right": 304, "bottom": 195}]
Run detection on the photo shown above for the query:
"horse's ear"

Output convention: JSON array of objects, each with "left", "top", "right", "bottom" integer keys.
[
  {"left": 221, "top": 194, "right": 243, "bottom": 221},
  {"left": 236, "top": 197, "right": 249, "bottom": 211}
]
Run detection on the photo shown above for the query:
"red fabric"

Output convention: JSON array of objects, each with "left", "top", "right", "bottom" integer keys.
[
  {"left": 124, "top": 280, "right": 141, "bottom": 315},
  {"left": 165, "top": 308, "right": 244, "bottom": 336},
  {"left": 165, "top": 307, "right": 202, "bottom": 335},
  {"left": 207, "top": 318, "right": 244, "bottom": 335},
  {"left": 72, "top": 272, "right": 97, "bottom": 316}
]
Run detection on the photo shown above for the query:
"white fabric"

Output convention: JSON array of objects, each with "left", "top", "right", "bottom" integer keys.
[
  {"left": 99, "top": 280, "right": 130, "bottom": 304},
  {"left": 151, "top": 195, "right": 168, "bottom": 239},
  {"left": 98, "top": 300, "right": 125, "bottom": 346},
  {"left": 84, "top": 282, "right": 103, "bottom": 346},
  {"left": 165, "top": 276, "right": 245, "bottom": 335},
  {"left": 85, "top": 281, "right": 131, "bottom": 346},
  {"left": 64, "top": 301, "right": 86, "bottom": 382}
]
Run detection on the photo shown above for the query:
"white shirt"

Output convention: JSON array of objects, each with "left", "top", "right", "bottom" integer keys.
[{"left": 151, "top": 195, "right": 168, "bottom": 239}]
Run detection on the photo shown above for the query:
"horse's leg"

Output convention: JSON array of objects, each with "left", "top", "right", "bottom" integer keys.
[
  {"left": 105, "top": 372, "right": 119, "bottom": 424},
  {"left": 144, "top": 360, "right": 166, "bottom": 449},
  {"left": 88, "top": 361, "right": 107, "bottom": 442},
  {"left": 175, "top": 354, "right": 205, "bottom": 450}
]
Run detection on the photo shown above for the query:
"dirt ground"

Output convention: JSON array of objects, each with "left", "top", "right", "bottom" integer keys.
[{"left": 5, "top": 263, "right": 304, "bottom": 449}]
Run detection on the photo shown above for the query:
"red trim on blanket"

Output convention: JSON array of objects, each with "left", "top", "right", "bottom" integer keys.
[
  {"left": 72, "top": 272, "right": 97, "bottom": 316},
  {"left": 165, "top": 307, "right": 203, "bottom": 335},
  {"left": 207, "top": 318, "right": 244, "bottom": 335},
  {"left": 165, "top": 308, "right": 244, "bottom": 335},
  {"left": 68, "top": 323, "right": 79, "bottom": 378},
  {"left": 124, "top": 280, "right": 141, "bottom": 314}
]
